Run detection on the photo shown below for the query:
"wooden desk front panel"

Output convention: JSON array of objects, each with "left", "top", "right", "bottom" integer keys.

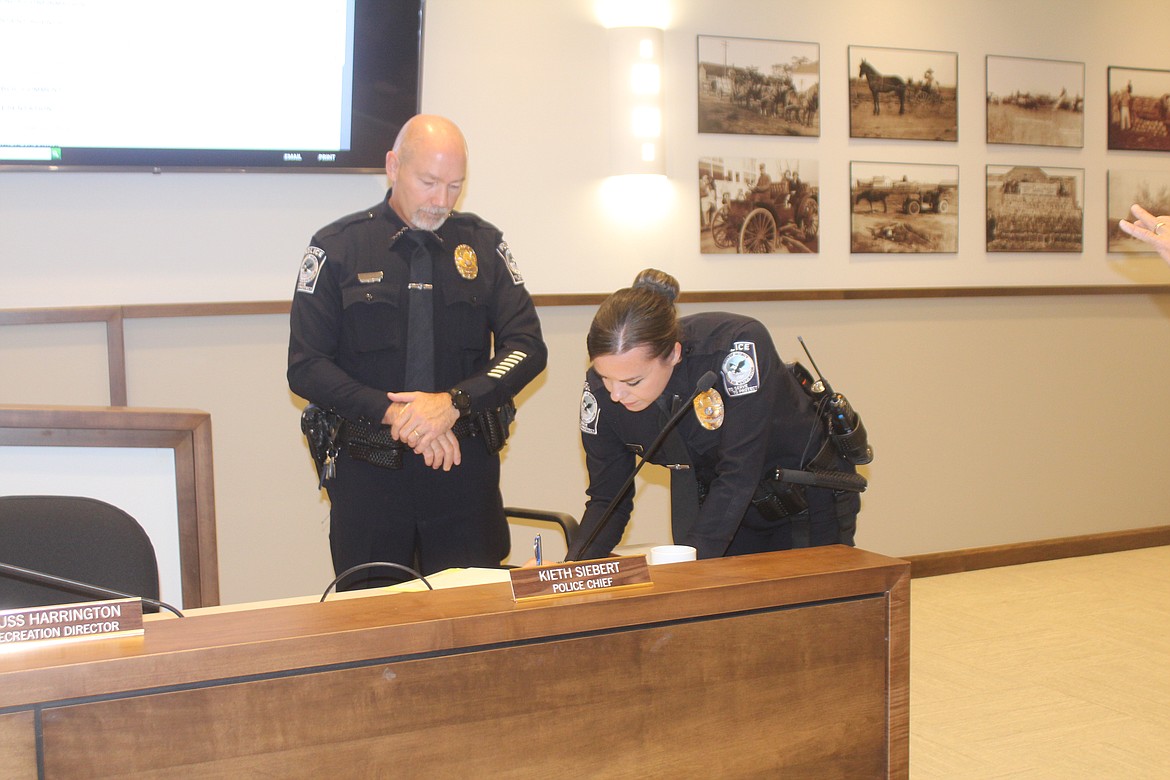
[
  {"left": 42, "top": 597, "right": 888, "bottom": 778},
  {"left": 0, "top": 712, "right": 37, "bottom": 780}
]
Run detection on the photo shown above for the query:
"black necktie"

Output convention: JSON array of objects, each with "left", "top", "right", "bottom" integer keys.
[
  {"left": 656, "top": 394, "right": 700, "bottom": 542},
  {"left": 404, "top": 233, "right": 435, "bottom": 392}
]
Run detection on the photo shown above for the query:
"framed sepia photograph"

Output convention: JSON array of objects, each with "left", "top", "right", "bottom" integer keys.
[
  {"left": 1107, "top": 169, "right": 1170, "bottom": 253},
  {"left": 1108, "top": 66, "right": 1170, "bottom": 151},
  {"left": 986, "top": 165, "right": 1083, "bottom": 253},
  {"left": 698, "top": 36, "right": 820, "bottom": 137},
  {"left": 986, "top": 55, "right": 1084, "bottom": 147},
  {"left": 849, "top": 45, "right": 957, "bottom": 141},
  {"left": 850, "top": 161, "right": 958, "bottom": 253},
  {"left": 700, "top": 157, "right": 819, "bottom": 254}
]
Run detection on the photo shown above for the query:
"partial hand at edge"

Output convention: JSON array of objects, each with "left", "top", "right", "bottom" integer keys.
[{"left": 1119, "top": 203, "right": 1170, "bottom": 264}]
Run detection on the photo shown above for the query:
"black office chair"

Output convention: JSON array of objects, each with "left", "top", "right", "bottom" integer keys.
[
  {"left": 0, "top": 495, "right": 161, "bottom": 611},
  {"left": 503, "top": 506, "right": 579, "bottom": 566}
]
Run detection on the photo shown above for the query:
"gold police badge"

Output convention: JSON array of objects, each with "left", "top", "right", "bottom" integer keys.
[
  {"left": 453, "top": 244, "right": 478, "bottom": 280},
  {"left": 693, "top": 388, "right": 724, "bottom": 430}
]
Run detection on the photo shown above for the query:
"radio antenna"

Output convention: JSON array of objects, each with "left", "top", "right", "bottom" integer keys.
[{"left": 797, "top": 336, "right": 831, "bottom": 392}]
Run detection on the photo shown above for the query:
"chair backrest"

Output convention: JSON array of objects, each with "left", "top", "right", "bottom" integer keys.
[
  {"left": 503, "top": 507, "right": 579, "bottom": 566},
  {"left": 0, "top": 495, "right": 160, "bottom": 610}
]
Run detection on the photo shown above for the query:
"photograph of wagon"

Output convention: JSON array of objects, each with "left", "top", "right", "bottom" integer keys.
[
  {"left": 698, "top": 36, "right": 820, "bottom": 137},
  {"left": 850, "top": 161, "right": 959, "bottom": 254},
  {"left": 853, "top": 175, "right": 956, "bottom": 215},
  {"left": 699, "top": 157, "right": 819, "bottom": 254}
]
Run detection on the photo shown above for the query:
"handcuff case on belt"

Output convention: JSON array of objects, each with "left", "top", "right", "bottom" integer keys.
[
  {"left": 751, "top": 475, "right": 809, "bottom": 522},
  {"left": 300, "top": 405, "right": 399, "bottom": 486}
]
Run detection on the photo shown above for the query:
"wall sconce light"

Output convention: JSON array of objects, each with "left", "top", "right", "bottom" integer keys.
[{"left": 608, "top": 26, "right": 665, "bottom": 176}]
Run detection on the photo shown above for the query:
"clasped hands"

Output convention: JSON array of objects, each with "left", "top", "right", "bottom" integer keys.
[{"left": 383, "top": 391, "right": 461, "bottom": 471}]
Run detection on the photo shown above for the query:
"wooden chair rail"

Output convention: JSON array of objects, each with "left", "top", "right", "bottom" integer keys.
[{"left": 5, "top": 286, "right": 1169, "bottom": 407}]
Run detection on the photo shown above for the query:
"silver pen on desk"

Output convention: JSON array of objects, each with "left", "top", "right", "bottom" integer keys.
[{"left": 533, "top": 534, "right": 543, "bottom": 566}]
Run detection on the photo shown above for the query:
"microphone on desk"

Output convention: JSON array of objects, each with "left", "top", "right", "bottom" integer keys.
[
  {"left": 319, "top": 562, "right": 434, "bottom": 602},
  {"left": 0, "top": 560, "right": 185, "bottom": 618},
  {"left": 566, "top": 370, "right": 718, "bottom": 562}
]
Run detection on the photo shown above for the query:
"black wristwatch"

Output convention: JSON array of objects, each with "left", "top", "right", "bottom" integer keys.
[{"left": 448, "top": 387, "right": 472, "bottom": 418}]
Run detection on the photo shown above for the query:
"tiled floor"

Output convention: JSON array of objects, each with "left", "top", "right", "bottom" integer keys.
[{"left": 910, "top": 546, "right": 1170, "bottom": 778}]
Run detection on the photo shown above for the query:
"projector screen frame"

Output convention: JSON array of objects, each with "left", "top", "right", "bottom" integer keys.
[{"left": 0, "top": 0, "right": 424, "bottom": 175}]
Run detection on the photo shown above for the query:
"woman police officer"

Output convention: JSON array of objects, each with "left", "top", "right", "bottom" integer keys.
[{"left": 566, "top": 269, "right": 863, "bottom": 561}]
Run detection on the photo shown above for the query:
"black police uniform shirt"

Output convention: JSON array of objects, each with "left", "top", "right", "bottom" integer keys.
[
  {"left": 287, "top": 191, "right": 547, "bottom": 425},
  {"left": 574, "top": 312, "right": 846, "bottom": 559}
]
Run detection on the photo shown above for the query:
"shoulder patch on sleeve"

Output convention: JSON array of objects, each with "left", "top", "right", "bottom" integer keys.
[
  {"left": 580, "top": 383, "right": 600, "bottom": 434},
  {"left": 497, "top": 241, "right": 525, "bottom": 285},
  {"left": 721, "top": 340, "right": 760, "bottom": 397},
  {"left": 297, "top": 247, "right": 326, "bottom": 294}
]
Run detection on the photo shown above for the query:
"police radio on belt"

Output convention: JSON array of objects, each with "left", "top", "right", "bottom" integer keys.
[{"left": 796, "top": 336, "right": 873, "bottom": 466}]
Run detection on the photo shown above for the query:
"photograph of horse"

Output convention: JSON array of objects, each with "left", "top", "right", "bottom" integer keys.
[
  {"left": 987, "top": 55, "right": 1084, "bottom": 148},
  {"left": 849, "top": 45, "right": 957, "bottom": 141},
  {"left": 858, "top": 59, "right": 906, "bottom": 115},
  {"left": 698, "top": 36, "right": 820, "bottom": 137},
  {"left": 854, "top": 185, "right": 891, "bottom": 213},
  {"left": 1108, "top": 66, "right": 1170, "bottom": 152}
]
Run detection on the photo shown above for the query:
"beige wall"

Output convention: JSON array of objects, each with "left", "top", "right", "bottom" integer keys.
[
  {"left": 4, "top": 1, "right": 1170, "bottom": 604},
  {"left": 5, "top": 292, "right": 1170, "bottom": 604}
]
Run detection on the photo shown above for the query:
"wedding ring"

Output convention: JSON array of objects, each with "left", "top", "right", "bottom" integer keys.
[{"left": 1157, "top": 222, "right": 1166, "bottom": 236}]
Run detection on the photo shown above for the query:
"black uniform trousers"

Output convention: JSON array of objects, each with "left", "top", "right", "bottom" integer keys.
[{"left": 325, "top": 439, "right": 508, "bottom": 590}]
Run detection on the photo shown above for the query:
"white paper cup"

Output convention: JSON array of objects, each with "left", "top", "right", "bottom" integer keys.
[{"left": 648, "top": 545, "right": 698, "bottom": 565}]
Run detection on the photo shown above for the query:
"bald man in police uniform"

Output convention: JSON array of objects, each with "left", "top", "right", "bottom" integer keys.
[{"left": 288, "top": 115, "right": 547, "bottom": 588}]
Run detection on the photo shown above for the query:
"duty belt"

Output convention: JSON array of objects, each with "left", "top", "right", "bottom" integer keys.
[{"left": 337, "top": 400, "right": 516, "bottom": 470}]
